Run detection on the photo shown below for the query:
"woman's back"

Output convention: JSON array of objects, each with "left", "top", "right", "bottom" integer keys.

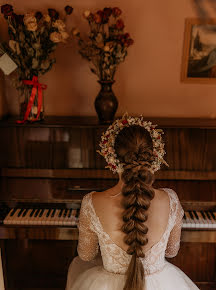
[
  {"left": 92, "top": 188, "right": 170, "bottom": 253},
  {"left": 66, "top": 115, "right": 199, "bottom": 290}
]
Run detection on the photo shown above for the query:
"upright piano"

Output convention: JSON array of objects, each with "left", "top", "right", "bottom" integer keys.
[{"left": 0, "top": 116, "right": 216, "bottom": 290}]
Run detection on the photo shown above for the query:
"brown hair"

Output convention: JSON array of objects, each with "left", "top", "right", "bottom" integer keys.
[{"left": 114, "top": 125, "right": 155, "bottom": 290}]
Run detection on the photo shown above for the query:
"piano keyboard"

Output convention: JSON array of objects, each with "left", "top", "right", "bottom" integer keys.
[
  {"left": 182, "top": 210, "right": 216, "bottom": 229},
  {"left": 2, "top": 208, "right": 216, "bottom": 229},
  {"left": 3, "top": 208, "right": 79, "bottom": 226}
]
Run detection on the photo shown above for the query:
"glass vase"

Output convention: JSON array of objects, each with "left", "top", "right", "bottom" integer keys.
[
  {"left": 19, "top": 85, "right": 44, "bottom": 122},
  {"left": 94, "top": 80, "right": 118, "bottom": 124}
]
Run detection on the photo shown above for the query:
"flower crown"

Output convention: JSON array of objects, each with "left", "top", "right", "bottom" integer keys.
[{"left": 97, "top": 113, "right": 169, "bottom": 174}]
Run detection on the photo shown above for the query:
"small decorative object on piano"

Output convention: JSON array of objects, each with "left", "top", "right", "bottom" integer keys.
[
  {"left": 1, "top": 4, "right": 73, "bottom": 123},
  {"left": 72, "top": 7, "right": 134, "bottom": 124}
]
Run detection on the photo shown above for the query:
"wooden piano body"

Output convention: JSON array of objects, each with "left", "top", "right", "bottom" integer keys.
[{"left": 0, "top": 116, "right": 216, "bottom": 290}]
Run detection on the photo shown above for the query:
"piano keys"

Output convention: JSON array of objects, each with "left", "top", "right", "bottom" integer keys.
[
  {"left": 183, "top": 210, "right": 216, "bottom": 229},
  {"left": 1, "top": 203, "right": 216, "bottom": 231},
  {"left": 3, "top": 208, "right": 80, "bottom": 226}
]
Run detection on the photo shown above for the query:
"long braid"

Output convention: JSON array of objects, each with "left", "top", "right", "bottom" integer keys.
[{"left": 114, "top": 125, "right": 155, "bottom": 290}]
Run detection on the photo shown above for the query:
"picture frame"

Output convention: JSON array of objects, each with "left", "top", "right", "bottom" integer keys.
[{"left": 181, "top": 18, "right": 216, "bottom": 83}]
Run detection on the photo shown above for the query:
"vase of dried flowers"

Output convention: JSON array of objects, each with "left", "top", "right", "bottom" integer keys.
[
  {"left": 95, "top": 80, "right": 118, "bottom": 124},
  {"left": 73, "top": 7, "right": 133, "bottom": 123},
  {"left": 1, "top": 4, "right": 73, "bottom": 123}
]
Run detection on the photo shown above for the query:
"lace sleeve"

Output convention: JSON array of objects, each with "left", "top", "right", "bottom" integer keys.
[
  {"left": 77, "top": 195, "right": 99, "bottom": 261},
  {"left": 165, "top": 193, "right": 184, "bottom": 258}
]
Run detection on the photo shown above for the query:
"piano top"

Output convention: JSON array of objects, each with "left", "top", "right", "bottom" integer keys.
[{"left": 2, "top": 116, "right": 216, "bottom": 128}]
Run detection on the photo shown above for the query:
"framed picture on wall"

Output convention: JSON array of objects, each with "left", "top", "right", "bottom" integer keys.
[{"left": 181, "top": 18, "right": 216, "bottom": 83}]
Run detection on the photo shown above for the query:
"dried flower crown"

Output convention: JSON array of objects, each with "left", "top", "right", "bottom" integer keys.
[{"left": 97, "top": 113, "right": 169, "bottom": 174}]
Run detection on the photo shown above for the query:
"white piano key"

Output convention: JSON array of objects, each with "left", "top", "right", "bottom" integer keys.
[
  {"left": 10, "top": 209, "right": 23, "bottom": 225},
  {"left": 3, "top": 209, "right": 15, "bottom": 225},
  {"left": 19, "top": 209, "right": 31, "bottom": 225},
  {"left": 185, "top": 212, "right": 194, "bottom": 228}
]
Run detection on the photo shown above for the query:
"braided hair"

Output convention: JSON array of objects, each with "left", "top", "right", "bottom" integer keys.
[{"left": 114, "top": 125, "right": 155, "bottom": 290}]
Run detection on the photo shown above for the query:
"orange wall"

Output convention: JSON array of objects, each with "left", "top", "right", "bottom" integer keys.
[{"left": 1, "top": 0, "right": 216, "bottom": 118}]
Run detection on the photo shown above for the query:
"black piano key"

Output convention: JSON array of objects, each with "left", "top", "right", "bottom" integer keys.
[
  {"left": 29, "top": 209, "right": 35, "bottom": 217},
  {"left": 39, "top": 209, "right": 44, "bottom": 217},
  {"left": 46, "top": 209, "right": 51, "bottom": 217},
  {"left": 51, "top": 209, "right": 56, "bottom": 218},
  {"left": 183, "top": 213, "right": 186, "bottom": 220},
  {"left": 34, "top": 209, "right": 40, "bottom": 217},
  {"left": 63, "top": 209, "right": 68, "bottom": 217},
  {"left": 189, "top": 211, "right": 194, "bottom": 219},
  {"left": 22, "top": 209, "right": 28, "bottom": 217},
  {"left": 75, "top": 209, "right": 80, "bottom": 218},
  {"left": 201, "top": 211, "right": 206, "bottom": 220},
  {"left": 205, "top": 211, "right": 211, "bottom": 220},
  {"left": 17, "top": 209, "right": 24, "bottom": 217},
  {"left": 68, "top": 209, "right": 72, "bottom": 218},
  {"left": 210, "top": 212, "right": 216, "bottom": 220},
  {"left": 10, "top": 208, "right": 17, "bottom": 217},
  {"left": 58, "top": 209, "right": 63, "bottom": 218},
  {"left": 193, "top": 211, "right": 199, "bottom": 220}
]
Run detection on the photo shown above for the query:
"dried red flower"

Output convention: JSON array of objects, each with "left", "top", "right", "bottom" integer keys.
[
  {"left": 48, "top": 8, "right": 59, "bottom": 20},
  {"left": 124, "top": 38, "right": 134, "bottom": 47},
  {"left": 115, "top": 19, "right": 124, "bottom": 30},
  {"left": 94, "top": 12, "right": 102, "bottom": 24},
  {"left": 35, "top": 11, "right": 43, "bottom": 20},
  {"left": 1, "top": 4, "right": 13, "bottom": 17},
  {"left": 112, "top": 7, "right": 122, "bottom": 17},
  {"left": 65, "top": 5, "right": 73, "bottom": 15},
  {"left": 122, "top": 120, "right": 128, "bottom": 125},
  {"left": 103, "top": 7, "right": 112, "bottom": 17}
]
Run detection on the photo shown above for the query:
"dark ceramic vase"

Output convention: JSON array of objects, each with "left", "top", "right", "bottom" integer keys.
[{"left": 94, "top": 80, "right": 118, "bottom": 124}]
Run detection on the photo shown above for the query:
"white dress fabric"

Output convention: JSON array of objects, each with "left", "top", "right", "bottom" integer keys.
[{"left": 66, "top": 188, "right": 199, "bottom": 290}]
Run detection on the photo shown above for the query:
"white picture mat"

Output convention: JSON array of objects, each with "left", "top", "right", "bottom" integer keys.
[{"left": 0, "top": 53, "right": 17, "bottom": 75}]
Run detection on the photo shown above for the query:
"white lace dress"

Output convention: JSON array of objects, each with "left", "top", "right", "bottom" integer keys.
[{"left": 66, "top": 188, "right": 199, "bottom": 290}]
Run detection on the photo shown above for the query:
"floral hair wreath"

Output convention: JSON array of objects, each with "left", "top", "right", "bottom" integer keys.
[{"left": 97, "top": 113, "right": 169, "bottom": 174}]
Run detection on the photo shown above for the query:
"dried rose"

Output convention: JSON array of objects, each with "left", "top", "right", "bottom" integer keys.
[
  {"left": 112, "top": 7, "right": 122, "bottom": 17},
  {"left": 44, "top": 14, "right": 51, "bottom": 23},
  {"left": 24, "top": 12, "right": 38, "bottom": 31},
  {"left": 53, "top": 19, "right": 66, "bottom": 32},
  {"left": 103, "top": 7, "right": 112, "bottom": 17},
  {"left": 50, "top": 31, "right": 62, "bottom": 43},
  {"left": 115, "top": 19, "right": 124, "bottom": 30},
  {"left": 24, "top": 13, "right": 36, "bottom": 25},
  {"left": 94, "top": 12, "right": 102, "bottom": 24},
  {"left": 60, "top": 31, "right": 69, "bottom": 40},
  {"left": 124, "top": 38, "right": 134, "bottom": 47},
  {"left": 83, "top": 10, "right": 91, "bottom": 19},
  {"left": 26, "top": 21, "right": 38, "bottom": 31},
  {"left": 1, "top": 4, "right": 13, "bottom": 17},
  {"left": 35, "top": 11, "right": 43, "bottom": 21},
  {"left": 65, "top": 5, "right": 73, "bottom": 15},
  {"left": 97, "top": 10, "right": 109, "bottom": 24},
  {"left": 48, "top": 8, "right": 59, "bottom": 20}
]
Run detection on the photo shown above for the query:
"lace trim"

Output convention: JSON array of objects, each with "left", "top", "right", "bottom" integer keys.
[{"left": 79, "top": 187, "right": 182, "bottom": 275}]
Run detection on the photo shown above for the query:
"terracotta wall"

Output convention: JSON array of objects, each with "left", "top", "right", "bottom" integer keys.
[{"left": 1, "top": 0, "right": 216, "bottom": 118}]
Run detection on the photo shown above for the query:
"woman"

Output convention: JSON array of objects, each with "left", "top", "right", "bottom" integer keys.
[{"left": 66, "top": 114, "right": 199, "bottom": 290}]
